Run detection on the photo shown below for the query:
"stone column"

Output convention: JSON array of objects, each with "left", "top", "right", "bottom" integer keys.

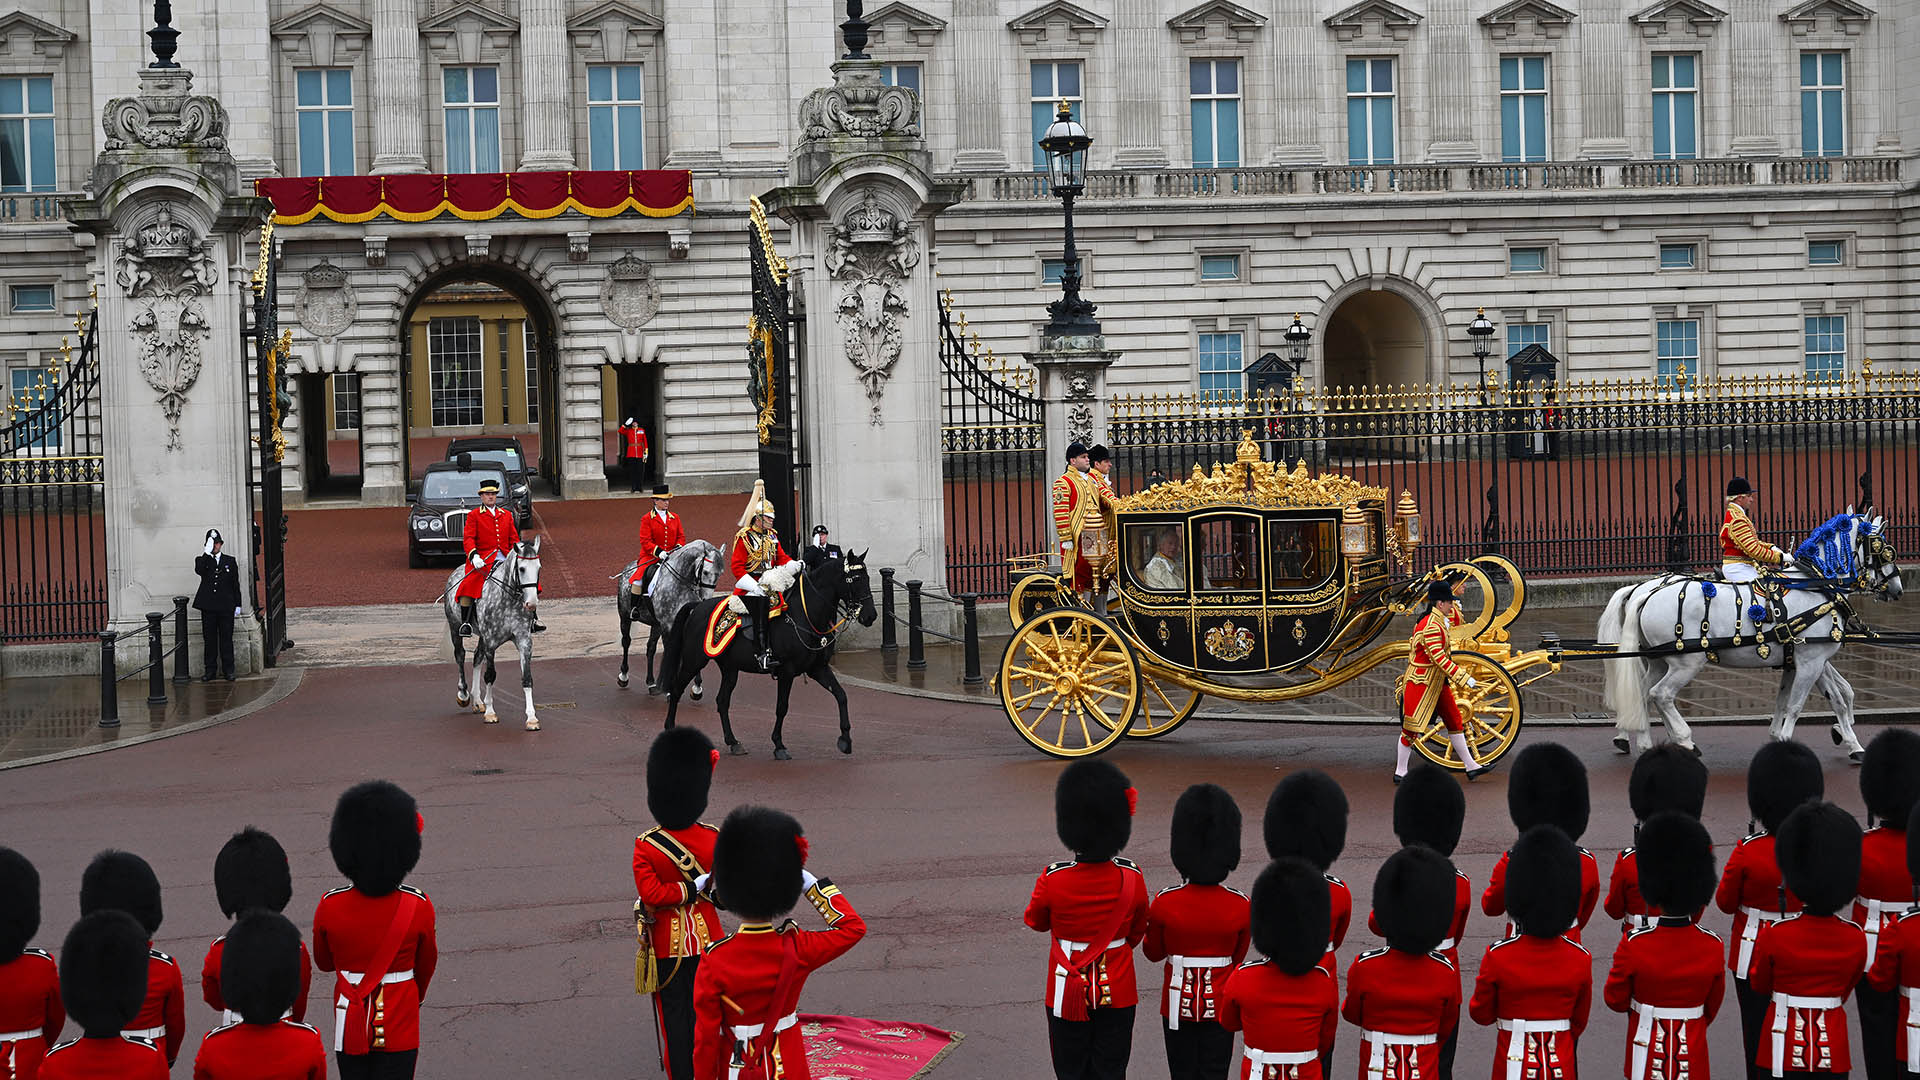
[
  {"left": 1268, "top": 1, "right": 1323, "bottom": 163},
  {"left": 1110, "top": 0, "right": 1167, "bottom": 167},
  {"left": 1029, "top": 346, "right": 1119, "bottom": 472},
  {"left": 356, "top": 360, "right": 407, "bottom": 506},
  {"left": 518, "top": 0, "right": 575, "bottom": 170},
  {"left": 1728, "top": 0, "right": 1780, "bottom": 157},
  {"left": 951, "top": 0, "right": 1009, "bottom": 171},
  {"left": 1425, "top": 0, "right": 1479, "bottom": 161},
  {"left": 370, "top": 0, "right": 426, "bottom": 173}
]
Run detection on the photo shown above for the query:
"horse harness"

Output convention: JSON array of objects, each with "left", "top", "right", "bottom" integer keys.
[
  {"left": 788, "top": 567, "right": 860, "bottom": 653},
  {"left": 1666, "top": 576, "right": 1856, "bottom": 667}
]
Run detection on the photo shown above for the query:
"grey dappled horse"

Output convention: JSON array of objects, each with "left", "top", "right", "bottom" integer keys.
[
  {"left": 442, "top": 537, "right": 545, "bottom": 730},
  {"left": 615, "top": 538, "right": 719, "bottom": 696}
]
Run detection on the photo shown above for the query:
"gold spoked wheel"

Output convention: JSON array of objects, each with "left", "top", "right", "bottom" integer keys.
[
  {"left": 1435, "top": 561, "right": 1500, "bottom": 640},
  {"left": 1008, "top": 573, "right": 1069, "bottom": 625},
  {"left": 1000, "top": 608, "right": 1141, "bottom": 758},
  {"left": 1409, "top": 651, "right": 1525, "bottom": 771},
  {"left": 1120, "top": 670, "right": 1203, "bottom": 739},
  {"left": 1471, "top": 554, "right": 1528, "bottom": 635}
]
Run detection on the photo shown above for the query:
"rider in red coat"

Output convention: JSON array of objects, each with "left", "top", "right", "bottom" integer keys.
[
  {"left": 729, "top": 482, "right": 794, "bottom": 672},
  {"left": 458, "top": 480, "right": 539, "bottom": 634},
  {"left": 632, "top": 484, "right": 687, "bottom": 600}
]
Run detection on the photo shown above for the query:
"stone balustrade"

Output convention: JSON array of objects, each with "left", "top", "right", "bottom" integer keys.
[{"left": 0, "top": 193, "right": 77, "bottom": 225}]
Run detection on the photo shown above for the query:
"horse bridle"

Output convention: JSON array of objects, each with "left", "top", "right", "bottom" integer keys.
[
  {"left": 791, "top": 561, "right": 867, "bottom": 651},
  {"left": 487, "top": 546, "right": 541, "bottom": 608},
  {"left": 658, "top": 546, "right": 718, "bottom": 590}
]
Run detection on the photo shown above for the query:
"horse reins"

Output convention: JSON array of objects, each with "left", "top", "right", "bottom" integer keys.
[{"left": 790, "top": 568, "right": 858, "bottom": 652}]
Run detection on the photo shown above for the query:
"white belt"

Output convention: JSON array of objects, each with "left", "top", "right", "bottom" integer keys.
[
  {"left": 123, "top": 1025, "right": 166, "bottom": 1041},
  {"left": 1903, "top": 987, "right": 1920, "bottom": 1072},
  {"left": 1769, "top": 994, "right": 1844, "bottom": 1079},
  {"left": 1362, "top": 1029, "right": 1436, "bottom": 1080},
  {"left": 1629, "top": 1002, "right": 1704, "bottom": 1080},
  {"left": 1625, "top": 913, "right": 1656, "bottom": 932},
  {"left": 1435, "top": 936, "right": 1457, "bottom": 952},
  {"left": 728, "top": 1012, "right": 798, "bottom": 1080},
  {"left": 1735, "top": 906, "right": 1781, "bottom": 979},
  {"left": 1858, "top": 897, "right": 1904, "bottom": 967},
  {"left": 1245, "top": 1045, "right": 1320, "bottom": 1075},
  {"left": 1497, "top": 1018, "right": 1572, "bottom": 1080},
  {"left": 1050, "top": 939, "right": 1128, "bottom": 1019},
  {"left": 0, "top": 1027, "right": 41, "bottom": 1043},
  {"left": 332, "top": 968, "right": 415, "bottom": 1052},
  {"left": 1165, "top": 954, "right": 1233, "bottom": 1030}
]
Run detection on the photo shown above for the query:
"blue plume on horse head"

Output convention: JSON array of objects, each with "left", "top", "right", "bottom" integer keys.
[{"left": 1793, "top": 512, "right": 1869, "bottom": 578}]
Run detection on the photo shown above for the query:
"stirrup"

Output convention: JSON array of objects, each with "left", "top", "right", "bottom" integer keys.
[
  {"left": 459, "top": 622, "right": 473, "bottom": 637},
  {"left": 530, "top": 621, "right": 547, "bottom": 633},
  {"left": 757, "top": 650, "right": 776, "bottom": 671}
]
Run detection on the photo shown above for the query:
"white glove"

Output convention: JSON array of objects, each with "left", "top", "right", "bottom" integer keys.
[
  {"left": 234, "top": 606, "right": 243, "bottom": 617},
  {"left": 470, "top": 552, "right": 485, "bottom": 570},
  {"left": 692, "top": 873, "right": 711, "bottom": 894},
  {"left": 800, "top": 869, "right": 819, "bottom": 891},
  {"left": 1464, "top": 676, "right": 1478, "bottom": 690}
]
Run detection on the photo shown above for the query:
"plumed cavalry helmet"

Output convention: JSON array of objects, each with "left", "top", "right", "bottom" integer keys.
[
  {"left": 61, "top": 910, "right": 151, "bottom": 1037},
  {"left": 736, "top": 478, "right": 777, "bottom": 528},
  {"left": 1859, "top": 728, "right": 1920, "bottom": 828},
  {"left": 214, "top": 827, "right": 294, "bottom": 917},
  {"left": 711, "top": 805, "right": 806, "bottom": 923},
  {"left": 1636, "top": 811, "right": 1717, "bottom": 918},
  {"left": 79, "top": 850, "right": 163, "bottom": 936},
  {"left": 1775, "top": 801, "right": 1861, "bottom": 916},
  {"left": 1506, "top": 825, "right": 1581, "bottom": 938},
  {"left": 647, "top": 726, "right": 718, "bottom": 831},
  {"left": 329, "top": 780, "right": 422, "bottom": 897},
  {"left": 0, "top": 847, "right": 40, "bottom": 962},
  {"left": 1056, "top": 759, "right": 1134, "bottom": 863},
  {"left": 1263, "top": 769, "right": 1348, "bottom": 872},
  {"left": 1628, "top": 744, "right": 1710, "bottom": 823},
  {"left": 1507, "top": 742, "right": 1590, "bottom": 842},
  {"left": 1170, "top": 784, "right": 1241, "bottom": 886},
  {"left": 1747, "top": 740, "right": 1824, "bottom": 834},
  {"left": 1394, "top": 765, "right": 1466, "bottom": 857},
  {"left": 1252, "top": 858, "right": 1330, "bottom": 976},
  {"left": 220, "top": 911, "right": 304, "bottom": 1025},
  {"left": 1373, "top": 846, "right": 1455, "bottom": 955}
]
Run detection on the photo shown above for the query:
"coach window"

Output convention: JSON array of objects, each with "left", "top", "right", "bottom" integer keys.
[
  {"left": 1269, "top": 519, "right": 1335, "bottom": 589},
  {"left": 1193, "top": 513, "right": 1260, "bottom": 591}
]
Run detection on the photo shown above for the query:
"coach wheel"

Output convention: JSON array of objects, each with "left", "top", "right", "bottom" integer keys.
[
  {"left": 1470, "top": 554, "right": 1528, "bottom": 636},
  {"left": 1001, "top": 608, "right": 1139, "bottom": 758},
  {"left": 1409, "top": 651, "right": 1524, "bottom": 771},
  {"left": 1118, "top": 669, "right": 1203, "bottom": 739},
  {"left": 1434, "top": 561, "right": 1499, "bottom": 640},
  {"left": 1008, "top": 573, "right": 1068, "bottom": 625}
]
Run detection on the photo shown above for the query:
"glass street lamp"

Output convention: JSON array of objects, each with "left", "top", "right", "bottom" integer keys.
[
  {"left": 1038, "top": 102, "right": 1100, "bottom": 340},
  {"left": 1467, "top": 306, "right": 1496, "bottom": 385},
  {"left": 1284, "top": 314, "right": 1312, "bottom": 369}
]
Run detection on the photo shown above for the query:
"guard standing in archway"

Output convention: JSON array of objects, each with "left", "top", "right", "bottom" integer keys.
[{"left": 621, "top": 419, "right": 651, "bottom": 493}]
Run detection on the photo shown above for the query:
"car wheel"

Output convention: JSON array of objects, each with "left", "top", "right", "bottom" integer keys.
[{"left": 408, "top": 544, "right": 427, "bottom": 569}]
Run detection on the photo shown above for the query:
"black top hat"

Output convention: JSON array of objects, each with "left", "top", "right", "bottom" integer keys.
[
  {"left": 711, "top": 805, "right": 805, "bottom": 923},
  {"left": 1424, "top": 579, "right": 1459, "bottom": 605},
  {"left": 1507, "top": 742, "right": 1590, "bottom": 842},
  {"left": 1628, "top": 745, "right": 1709, "bottom": 823},
  {"left": 214, "top": 827, "right": 293, "bottom": 918},
  {"left": 1264, "top": 769, "right": 1348, "bottom": 871},
  {"left": 1373, "top": 845, "right": 1456, "bottom": 954},
  {"left": 1170, "top": 784, "right": 1241, "bottom": 886},
  {"left": 1065, "top": 442, "right": 1090, "bottom": 462},
  {"left": 647, "top": 726, "right": 717, "bottom": 830},
  {"left": 220, "top": 911, "right": 304, "bottom": 1025},
  {"left": 1776, "top": 801, "right": 1861, "bottom": 915},
  {"left": 1635, "top": 811, "right": 1716, "bottom": 918},
  {"left": 477, "top": 477, "right": 501, "bottom": 493},
  {"left": 1088, "top": 445, "right": 1111, "bottom": 464},
  {"left": 1746, "top": 740, "right": 1824, "bottom": 834},
  {"left": 60, "top": 910, "right": 151, "bottom": 1037},
  {"left": 79, "top": 850, "right": 163, "bottom": 937},
  {"left": 1860, "top": 728, "right": 1920, "bottom": 827},
  {"left": 1726, "top": 477, "right": 1756, "bottom": 498},
  {"left": 1506, "top": 825, "right": 1582, "bottom": 938},
  {"left": 1252, "top": 858, "right": 1330, "bottom": 976},
  {"left": 329, "top": 781, "right": 422, "bottom": 897},
  {"left": 1056, "top": 759, "right": 1134, "bottom": 862},
  {"left": 0, "top": 847, "right": 39, "bottom": 963},
  {"left": 650, "top": 483, "right": 673, "bottom": 499},
  {"left": 1393, "top": 765, "right": 1466, "bottom": 857}
]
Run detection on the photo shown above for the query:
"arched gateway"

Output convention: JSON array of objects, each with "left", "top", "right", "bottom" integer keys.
[{"left": 1317, "top": 278, "right": 1446, "bottom": 390}]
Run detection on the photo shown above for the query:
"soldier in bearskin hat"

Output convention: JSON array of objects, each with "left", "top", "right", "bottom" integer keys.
[
  {"left": 1027, "top": 759, "right": 1150, "bottom": 1080},
  {"left": 1264, "top": 770, "right": 1350, "bottom": 986},
  {"left": 1752, "top": 800, "right": 1868, "bottom": 1079},
  {"left": 1219, "top": 859, "right": 1335, "bottom": 1079},
  {"left": 1604, "top": 744, "right": 1710, "bottom": 938},
  {"left": 1864, "top": 802, "right": 1920, "bottom": 1080},
  {"left": 692, "top": 805, "right": 865, "bottom": 1080},
  {"left": 39, "top": 909, "right": 166, "bottom": 1079},
  {"left": 312, "top": 780, "right": 438, "bottom": 1080},
  {"left": 1857, "top": 729, "right": 1920, "bottom": 1080},
  {"left": 1342, "top": 846, "right": 1461, "bottom": 1080},
  {"left": 1144, "top": 784, "right": 1249, "bottom": 1079},
  {"left": 1481, "top": 742, "right": 1599, "bottom": 942},
  {"left": 1469, "top": 824, "right": 1592, "bottom": 1080},
  {"left": 1603, "top": 812, "right": 1727, "bottom": 1080},
  {"left": 202, "top": 827, "right": 311, "bottom": 1026},
  {"left": 191, "top": 911, "right": 326, "bottom": 1079},
  {"left": 0, "top": 847, "right": 62, "bottom": 1077},
  {"left": 634, "top": 727, "right": 723, "bottom": 1080},
  {"left": 1718, "top": 739, "right": 1825, "bottom": 1080},
  {"left": 1364, "top": 765, "right": 1469, "bottom": 1078},
  {"left": 77, "top": 851, "right": 181, "bottom": 1066}
]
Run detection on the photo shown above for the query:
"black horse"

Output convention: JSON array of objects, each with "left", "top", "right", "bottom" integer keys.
[{"left": 657, "top": 549, "right": 876, "bottom": 759}]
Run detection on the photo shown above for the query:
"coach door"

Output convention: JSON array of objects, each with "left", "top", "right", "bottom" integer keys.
[{"left": 1189, "top": 511, "right": 1266, "bottom": 674}]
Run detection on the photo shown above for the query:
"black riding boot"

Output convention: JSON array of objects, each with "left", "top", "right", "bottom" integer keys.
[
  {"left": 458, "top": 599, "right": 476, "bottom": 637},
  {"left": 750, "top": 596, "right": 777, "bottom": 674}
]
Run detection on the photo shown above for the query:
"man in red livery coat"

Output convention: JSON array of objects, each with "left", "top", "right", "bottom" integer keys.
[
  {"left": 631, "top": 484, "right": 687, "bottom": 604},
  {"left": 1367, "top": 765, "right": 1471, "bottom": 1077},
  {"left": 1343, "top": 846, "right": 1461, "bottom": 1080},
  {"left": 1220, "top": 859, "right": 1336, "bottom": 1080},
  {"left": 1144, "top": 784, "right": 1250, "bottom": 1079},
  {"left": 1027, "top": 759, "right": 1150, "bottom": 1080},
  {"left": 1263, "top": 770, "right": 1351, "bottom": 1010},
  {"left": 313, "top": 781, "right": 439, "bottom": 1080},
  {"left": 201, "top": 827, "right": 311, "bottom": 1026},
  {"left": 1605, "top": 746, "right": 1711, "bottom": 938},
  {"left": 457, "top": 478, "right": 537, "bottom": 634},
  {"left": 1052, "top": 442, "right": 1113, "bottom": 603},
  {"left": 1482, "top": 743, "right": 1601, "bottom": 943},
  {"left": 1720, "top": 741, "right": 1825, "bottom": 1080},
  {"left": 1863, "top": 803, "right": 1920, "bottom": 1079},
  {"left": 634, "top": 728, "right": 723, "bottom": 1080},
  {"left": 192, "top": 911, "right": 325, "bottom": 1080},
  {"left": 1397, "top": 573, "right": 1493, "bottom": 781},
  {"left": 76, "top": 851, "right": 181, "bottom": 1066},
  {"left": 691, "top": 806, "right": 866, "bottom": 1080},
  {"left": 1604, "top": 812, "right": 1728, "bottom": 1080},
  {"left": 0, "top": 848, "right": 61, "bottom": 1080},
  {"left": 1722, "top": 477, "right": 1786, "bottom": 583},
  {"left": 39, "top": 910, "right": 166, "bottom": 1080},
  {"left": 1857, "top": 730, "right": 1920, "bottom": 1080},
  {"left": 730, "top": 480, "right": 797, "bottom": 673},
  {"left": 1752, "top": 800, "right": 1869, "bottom": 1079},
  {"left": 1470, "top": 825, "right": 1593, "bottom": 1080}
]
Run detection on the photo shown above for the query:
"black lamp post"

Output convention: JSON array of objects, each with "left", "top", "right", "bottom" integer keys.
[
  {"left": 149, "top": 0, "right": 180, "bottom": 68},
  {"left": 1038, "top": 101, "right": 1099, "bottom": 340},
  {"left": 1467, "top": 306, "right": 1496, "bottom": 389},
  {"left": 1284, "top": 314, "right": 1312, "bottom": 376}
]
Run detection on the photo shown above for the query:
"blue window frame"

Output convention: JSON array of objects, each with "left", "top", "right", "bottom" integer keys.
[
  {"left": 1345, "top": 59, "right": 1394, "bottom": 165},
  {"left": 588, "top": 65, "right": 646, "bottom": 170},
  {"left": 9, "top": 284, "right": 53, "bottom": 312},
  {"left": 442, "top": 66, "right": 500, "bottom": 173},
  {"left": 1030, "top": 62, "right": 1082, "bottom": 171},
  {"left": 1198, "top": 332, "right": 1243, "bottom": 395},
  {"left": 1652, "top": 55, "right": 1697, "bottom": 160},
  {"left": 1659, "top": 243, "right": 1697, "bottom": 270},
  {"left": 1500, "top": 56, "right": 1547, "bottom": 163},
  {"left": 9, "top": 367, "right": 58, "bottom": 448},
  {"left": 0, "top": 77, "right": 54, "bottom": 193},
  {"left": 1800, "top": 52, "right": 1845, "bottom": 157},
  {"left": 1805, "top": 315, "right": 1846, "bottom": 383},
  {"left": 1655, "top": 319, "right": 1699, "bottom": 391},
  {"left": 1808, "top": 240, "right": 1844, "bottom": 266},
  {"left": 1508, "top": 323, "right": 1549, "bottom": 359},
  {"left": 1509, "top": 247, "right": 1547, "bottom": 274},
  {"left": 1189, "top": 59, "right": 1240, "bottom": 168}
]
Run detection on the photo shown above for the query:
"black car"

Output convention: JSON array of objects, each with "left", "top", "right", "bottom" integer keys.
[
  {"left": 408, "top": 459, "right": 511, "bottom": 568},
  {"left": 445, "top": 436, "right": 533, "bottom": 527}
]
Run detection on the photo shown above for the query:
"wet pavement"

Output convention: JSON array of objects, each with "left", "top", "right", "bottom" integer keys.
[{"left": 0, "top": 668, "right": 296, "bottom": 767}]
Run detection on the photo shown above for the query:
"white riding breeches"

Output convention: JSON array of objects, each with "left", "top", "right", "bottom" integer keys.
[{"left": 1721, "top": 562, "right": 1761, "bottom": 583}]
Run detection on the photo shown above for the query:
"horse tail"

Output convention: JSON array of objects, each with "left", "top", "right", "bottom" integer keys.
[
  {"left": 1605, "top": 583, "right": 1652, "bottom": 734},
  {"left": 659, "top": 599, "right": 698, "bottom": 692}
]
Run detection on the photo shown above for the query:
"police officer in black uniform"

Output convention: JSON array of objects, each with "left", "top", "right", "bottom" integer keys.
[
  {"left": 193, "top": 528, "right": 242, "bottom": 681},
  {"left": 801, "top": 525, "right": 843, "bottom": 571}
]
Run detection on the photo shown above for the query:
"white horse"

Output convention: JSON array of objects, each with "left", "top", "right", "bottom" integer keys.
[
  {"left": 442, "top": 537, "right": 544, "bottom": 731},
  {"left": 1601, "top": 511, "right": 1902, "bottom": 759}
]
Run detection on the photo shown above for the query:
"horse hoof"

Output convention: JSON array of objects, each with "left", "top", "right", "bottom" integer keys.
[
  {"left": 728, "top": 742, "right": 749, "bottom": 757},
  {"left": 1611, "top": 735, "right": 1630, "bottom": 755},
  {"left": 484, "top": 713, "right": 500, "bottom": 725},
  {"left": 837, "top": 735, "right": 853, "bottom": 755},
  {"left": 646, "top": 682, "right": 660, "bottom": 695},
  {"left": 617, "top": 672, "right": 629, "bottom": 688},
  {"left": 1677, "top": 741, "right": 1701, "bottom": 758},
  {"left": 1849, "top": 749, "right": 1865, "bottom": 764},
  {"left": 773, "top": 747, "right": 792, "bottom": 761},
  {"left": 456, "top": 692, "right": 470, "bottom": 708},
  {"left": 525, "top": 717, "right": 540, "bottom": 731}
]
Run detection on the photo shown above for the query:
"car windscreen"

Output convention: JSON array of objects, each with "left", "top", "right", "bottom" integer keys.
[
  {"left": 419, "top": 470, "right": 502, "bottom": 502},
  {"left": 456, "top": 449, "right": 521, "bottom": 474}
]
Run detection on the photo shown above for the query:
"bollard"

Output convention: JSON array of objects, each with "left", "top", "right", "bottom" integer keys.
[
  {"left": 146, "top": 612, "right": 168, "bottom": 706},
  {"left": 961, "top": 594, "right": 982, "bottom": 685},
  {"left": 879, "top": 568, "right": 897, "bottom": 653},
  {"left": 98, "top": 630, "right": 119, "bottom": 728},
  {"left": 905, "top": 579, "right": 925, "bottom": 671},
  {"left": 171, "top": 596, "right": 190, "bottom": 683}
]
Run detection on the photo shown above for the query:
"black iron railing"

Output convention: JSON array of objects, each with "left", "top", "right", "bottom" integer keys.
[
  {"left": 878, "top": 567, "right": 983, "bottom": 684},
  {"left": 939, "top": 290, "right": 1046, "bottom": 599},
  {"left": 97, "top": 596, "right": 191, "bottom": 727}
]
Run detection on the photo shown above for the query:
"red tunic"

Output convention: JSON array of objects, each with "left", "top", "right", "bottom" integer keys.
[
  {"left": 1317, "top": 876, "right": 1353, "bottom": 983},
  {"left": 1468, "top": 934, "right": 1593, "bottom": 1080},
  {"left": 633, "top": 510, "right": 688, "bottom": 583},
  {"left": 311, "top": 884, "right": 438, "bottom": 1055},
  {"left": 190, "top": 1020, "right": 326, "bottom": 1080},
  {"left": 38, "top": 1037, "right": 167, "bottom": 1080},
  {"left": 632, "top": 824, "right": 722, "bottom": 959},
  {"left": 122, "top": 948, "right": 183, "bottom": 1065},
  {"left": 1716, "top": 832, "right": 1804, "bottom": 980},
  {"left": 1219, "top": 960, "right": 1338, "bottom": 1080},
  {"left": 1341, "top": 949, "right": 1461, "bottom": 1080},
  {"left": 0, "top": 949, "right": 62, "bottom": 1080},
  {"left": 1602, "top": 919, "right": 1727, "bottom": 1080},
  {"left": 1481, "top": 848, "right": 1601, "bottom": 943},
  {"left": 1865, "top": 910, "right": 1920, "bottom": 1071},
  {"left": 1368, "top": 869, "right": 1473, "bottom": 971},
  {"left": 457, "top": 505, "right": 521, "bottom": 602},
  {"left": 1024, "top": 859, "right": 1151, "bottom": 1015},
  {"left": 729, "top": 530, "right": 792, "bottom": 596},
  {"left": 691, "top": 881, "right": 865, "bottom": 1080},
  {"left": 1749, "top": 913, "right": 1868, "bottom": 1075},
  {"left": 1854, "top": 826, "right": 1913, "bottom": 968},
  {"left": 624, "top": 425, "right": 649, "bottom": 460},
  {"left": 1142, "top": 883, "right": 1251, "bottom": 1025},
  {"left": 200, "top": 937, "right": 312, "bottom": 1023}
]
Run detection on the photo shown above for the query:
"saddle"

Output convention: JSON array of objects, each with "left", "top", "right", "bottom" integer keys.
[{"left": 705, "top": 596, "right": 789, "bottom": 660}]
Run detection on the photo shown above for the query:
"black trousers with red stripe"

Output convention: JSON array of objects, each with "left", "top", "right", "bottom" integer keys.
[{"left": 653, "top": 954, "right": 701, "bottom": 1080}]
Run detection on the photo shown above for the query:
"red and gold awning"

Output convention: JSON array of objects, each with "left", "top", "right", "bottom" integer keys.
[{"left": 254, "top": 170, "right": 694, "bottom": 225}]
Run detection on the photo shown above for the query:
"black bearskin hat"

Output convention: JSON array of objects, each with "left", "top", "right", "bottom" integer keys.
[
  {"left": 1506, "top": 825, "right": 1581, "bottom": 938},
  {"left": 647, "top": 726, "right": 718, "bottom": 830},
  {"left": 1907, "top": 803, "right": 1920, "bottom": 883},
  {"left": 1251, "top": 858, "right": 1330, "bottom": 976},
  {"left": 711, "top": 805, "right": 805, "bottom": 924},
  {"left": 1372, "top": 846, "right": 1455, "bottom": 955},
  {"left": 220, "top": 911, "right": 304, "bottom": 1025},
  {"left": 79, "top": 850, "right": 162, "bottom": 936},
  {"left": 1056, "top": 760, "right": 1134, "bottom": 862},
  {"left": 214, "top": 827, "right": 293, "bottom": 918},
  {"left": 1263, "top": 769, "right": 1348, "bottom": 872},
  {"left": 59, "top": 910, "right": 150, "bottom": 1037},
  {"left": 1628, "top": 744, "right": 1709, "bottom": 822},
  {"left": 1635, "top": 811, "right": 1717, "bottom": 917},
  {"left": 1171, "top": 784, "right": 1241, "bottom": 886},
  {"left": 1860, "top": 728, "right": 1920, "bottom": 827},
  {"left": 1747, "top": 740, "right": 1824, "bottom": 834},
  {"left": 1507, "top": 742, "right": 1589, "bottom": 841},
  {"left": 1776, "top": 800, "right": 1861, "bottom": 916},
  {"left": 0, "top": 848, "right": 39, "bottom": 963},
  {"left": 328, "top": 780, "right": 422, "bottom": 897},
  {"left": 1393, "top": 765, "right": 1466, "bottom": 856}
]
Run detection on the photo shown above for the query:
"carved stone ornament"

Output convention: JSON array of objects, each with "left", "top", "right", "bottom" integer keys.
[
  {"left": 600, "top": 253, "right": 662, "bottom": 331},
  {"left": 296, "top": 263, "right": 356, "bottom": 342},
  {"left": 1067, "top": 402, "right": 1094, "bottom": 447},
  {"left": 101, "top": 67, "right": 228, "bottom": 151},
  {"left": 114, "top": 203, "right": 219, "bottom": 450},
  {"left": 799, "top": 63, "right": 921, "bottom": 141},
  {"left": 824, "top": 192, "right": 919, "bottom": 423}
]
